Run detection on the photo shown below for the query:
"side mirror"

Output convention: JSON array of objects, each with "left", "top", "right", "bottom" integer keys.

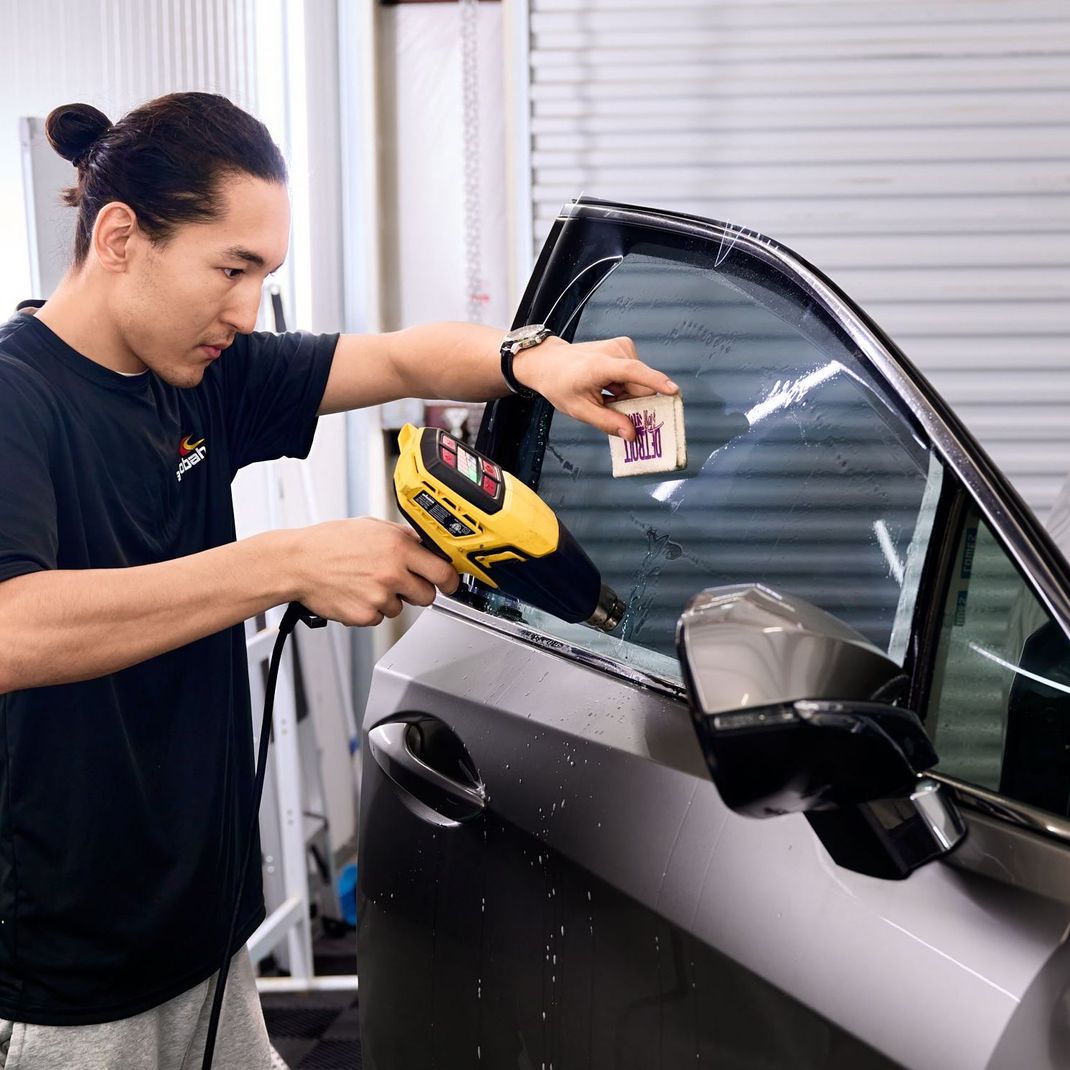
[{"left": 677, "top": 585, "right": 966, "bottom": 879}]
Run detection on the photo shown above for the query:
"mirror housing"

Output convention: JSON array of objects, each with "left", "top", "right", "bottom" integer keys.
[
  {"left": 677, "top": 585, "right": 965, "bottom": 879},
  {"left": 704, "top": 698, "right": 937, "bottom": 817},
  {"left": 677, "top": 584, "right": 908, "bottom": 722}
]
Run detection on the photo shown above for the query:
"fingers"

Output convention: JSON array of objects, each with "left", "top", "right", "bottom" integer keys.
[
  {"left": 407, "top": 545, "right": 461, "bottom": 594},
  {"left": 599, "top": 356, "right": 678, "bottom": 398},
  {"left": 578, "top": 350, "right": 678, "bottom": 439},
  {"left": 577, "top": 400, "right": 637, "bottom": 440},
  {"left": 609, "top": 383, "right": 657, "bottom": 401},
  {"left": 298, "top": 517, "right": 460, "bottom": 628},
  {"left": 382, "top": 520, "right": 457, "bottom": 592},
  {"left": 381, "top": 594, "right": 404, "bottom": 619},
  {"left": 371, "top": 560, "right": 454, "bottom": 622},
  {"left": 587, "top": 337, "right": 676, "bottom": 395},
  {"left": 540, "top": 337, "right": 678, "bottom": 445},
  {"left": 391, "top": 521, "right": 422, "bottom": 542},
  {"left": 396, "top": 570, "right": 439, "bottom": 608}
]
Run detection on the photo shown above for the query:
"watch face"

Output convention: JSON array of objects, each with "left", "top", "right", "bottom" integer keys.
[{"left": 508, "top": 323, "right": 547, "bottom": 345}]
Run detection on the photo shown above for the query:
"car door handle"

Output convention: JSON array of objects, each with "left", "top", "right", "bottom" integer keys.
[{"left": 367, "top": 720, "right": 487, "bottom": 823}]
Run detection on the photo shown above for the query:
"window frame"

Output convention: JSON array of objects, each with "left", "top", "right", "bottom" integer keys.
[
  {"left": 912, "top": 480, "right": 1070, "bottom": 835},
  {"left": 464, "top": 197, "right": 1070, "bottom": 847},
  {"left": 481, "top": 200, "right": 1070, "bottom": 635}
]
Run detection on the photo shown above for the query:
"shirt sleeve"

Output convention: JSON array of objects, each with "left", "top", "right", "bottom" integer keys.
[
  {"left": 219, "top": 329, "right": 338, "bottom": 473},
  {"left": 0, "top": 359, "right": 58, "bottom": 583}
]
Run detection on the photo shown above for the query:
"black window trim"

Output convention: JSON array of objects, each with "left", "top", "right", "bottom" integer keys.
[{"left": 904, "top": 478, "right": 968, "bottom": 718}]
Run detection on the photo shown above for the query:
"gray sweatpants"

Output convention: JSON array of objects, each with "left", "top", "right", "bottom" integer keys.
[{"left": 0, "top": 951, "right": 273, "bottom": 1070}]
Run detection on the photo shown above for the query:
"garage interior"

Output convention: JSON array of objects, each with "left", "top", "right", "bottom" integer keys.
[{"left": 2, "top": 1, "right": 1069, "bottom": 1068}]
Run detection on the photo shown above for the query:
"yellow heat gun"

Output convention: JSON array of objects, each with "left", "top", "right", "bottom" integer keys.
[{"left": 393, "top": 424, "right": 624, "bottom": 631}]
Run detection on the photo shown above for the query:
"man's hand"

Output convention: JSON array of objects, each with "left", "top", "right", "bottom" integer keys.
[
  {"left": 291, "top": 518, "right": 459, "bottom": 627},
  {"left": 511, "top": 336, "right": 678, "bottom": 441}
]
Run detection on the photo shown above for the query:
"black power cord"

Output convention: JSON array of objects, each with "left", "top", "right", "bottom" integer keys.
[{"left": 201, "top": 602, "right": 327, "bottom": 1070}]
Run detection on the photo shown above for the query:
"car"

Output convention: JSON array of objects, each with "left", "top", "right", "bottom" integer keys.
[{"left": 357, "top": 197, "right": 1070, "bottom": 1070}]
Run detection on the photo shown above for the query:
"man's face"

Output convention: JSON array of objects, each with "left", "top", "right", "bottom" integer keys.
[{"left": 115, "top": 174, "right": 290, "bottom": 387}]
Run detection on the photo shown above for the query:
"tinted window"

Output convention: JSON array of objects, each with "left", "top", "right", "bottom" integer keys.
[
  {"left": 928, "top": 508, "right": 1070, "bottom": 817},
  {"left": 486, "top": 237, "right": 943, "bottom": 681}
]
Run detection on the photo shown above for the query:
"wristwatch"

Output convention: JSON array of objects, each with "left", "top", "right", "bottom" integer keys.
[{"left": 500, "top": 323, "right": 552, "bottom": 398}]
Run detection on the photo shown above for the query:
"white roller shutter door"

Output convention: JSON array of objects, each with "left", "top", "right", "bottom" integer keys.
[{"left": 524, "top": 0, "right": 1070, "bottom": 520}]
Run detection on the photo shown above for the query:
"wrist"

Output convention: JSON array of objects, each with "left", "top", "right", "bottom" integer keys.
[
  {"left": 253, "top": 527, "right": 305, "bottom": 605},
  {"left": 510, "top": 335, "right": 565, "bottom": 396},
  {"left": 510, "top": 347, "right": 538, "bottom": 393},
  {"left": 500, "top": 323, "right": 557, "bottom": 398}
]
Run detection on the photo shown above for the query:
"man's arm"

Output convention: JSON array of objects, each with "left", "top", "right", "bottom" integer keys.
[
  {"left": 318, "top": 323, "right": 503, "bottom": 413},
  {"left": 0, "top": 532, "right": 292, "bottom": 693},
  {"left": 318, "top": 322, "right": 679, "bottom": 439},
  {"left": 0, "top": 518, "right": 457, "bottom": 694}
]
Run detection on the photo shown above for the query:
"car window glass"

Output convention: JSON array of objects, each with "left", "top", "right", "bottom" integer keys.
[
  {"left": 928, "top": 508, "right": 1070, "bottom": 817},
  {"left": 484, "top": 241, "right": 944, "bottom": 683}
]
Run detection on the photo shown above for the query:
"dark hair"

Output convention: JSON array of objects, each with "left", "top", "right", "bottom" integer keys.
[{"left": 45, "top": 93, "right": 288, "bottom": 266}]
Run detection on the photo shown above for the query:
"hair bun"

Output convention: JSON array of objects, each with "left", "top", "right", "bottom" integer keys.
[{"left": 45, "top": 103, "right": 112, "bottom": 168}]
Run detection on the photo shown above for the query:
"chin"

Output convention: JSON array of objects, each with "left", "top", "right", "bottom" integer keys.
[{"left": 158, "top": 366, "right": 207, "bottom": 389}]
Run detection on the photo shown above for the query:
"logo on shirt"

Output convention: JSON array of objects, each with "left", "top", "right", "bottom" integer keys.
[{"left": 176, "top": 434, "right": 207, "bottom": 482}]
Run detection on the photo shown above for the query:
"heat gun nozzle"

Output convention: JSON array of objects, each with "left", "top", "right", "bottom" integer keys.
[{"left": 586, "top": 584, "right": 625, "bottom": 633}]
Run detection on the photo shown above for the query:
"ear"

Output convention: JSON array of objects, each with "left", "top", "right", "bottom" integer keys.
[{"left": 91, "top": 202, "right": 139, "bottom": 274}]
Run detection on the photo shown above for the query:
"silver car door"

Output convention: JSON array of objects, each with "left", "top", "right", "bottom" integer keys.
[{"left": 359, "top": 198, "right": 1070, "bottom": 1070}]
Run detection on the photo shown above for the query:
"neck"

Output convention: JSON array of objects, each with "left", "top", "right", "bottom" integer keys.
[{"left": 34, "top": 269, "right": 146, "bottom": 375}]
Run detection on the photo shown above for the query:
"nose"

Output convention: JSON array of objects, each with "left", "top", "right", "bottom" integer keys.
[{"left": 223, "top": 281, "right": 262, "bottom": 335}]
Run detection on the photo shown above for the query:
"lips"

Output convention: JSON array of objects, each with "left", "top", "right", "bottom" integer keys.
[{"left": 199, "top": 340, "right": 231, "bottom": 359}]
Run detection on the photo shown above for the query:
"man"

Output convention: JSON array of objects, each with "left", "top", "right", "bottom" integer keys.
[{"left": 0, "top": 93, "right": 677, "bottom": 1068}]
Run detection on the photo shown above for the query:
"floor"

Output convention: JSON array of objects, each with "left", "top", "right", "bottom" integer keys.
[{"left": 260, "top": 931, "right": 361, "bottom": 1070}]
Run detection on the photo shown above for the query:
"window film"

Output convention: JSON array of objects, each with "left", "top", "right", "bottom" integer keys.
[
  {"left": 486, "top": 240, "right": 942, "bottom": 683},
  {"left": 928, "top": 509, "right": 1070, "bottom": 817}
]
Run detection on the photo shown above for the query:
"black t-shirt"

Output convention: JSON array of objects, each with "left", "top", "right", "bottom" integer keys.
[{"left": 0, "top": 311, "right": 337, "bottom": 1024}]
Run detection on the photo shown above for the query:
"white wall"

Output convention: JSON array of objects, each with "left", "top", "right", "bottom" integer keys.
[{"left": 378, "top": 2, "right": 510, "bottom": 333}]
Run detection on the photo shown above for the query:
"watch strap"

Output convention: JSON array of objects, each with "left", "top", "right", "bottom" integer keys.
[{"left": 500, "top": 344, "right": 538, "bottom": 399}]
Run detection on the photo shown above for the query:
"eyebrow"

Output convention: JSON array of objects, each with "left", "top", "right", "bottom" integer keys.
[{"left": 223, "top": 245, "right": 285, "bottom": 273}]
